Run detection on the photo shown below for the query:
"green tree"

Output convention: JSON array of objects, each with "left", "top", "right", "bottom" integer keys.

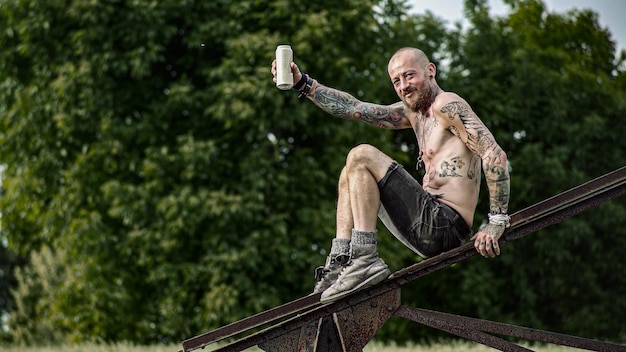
[{"left": 0, "top": 0, "right": 429, "bottom": 344}]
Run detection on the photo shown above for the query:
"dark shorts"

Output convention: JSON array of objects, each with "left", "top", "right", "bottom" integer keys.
[{"left": 377, "top": 162, "right": 470, "bottom": 258}]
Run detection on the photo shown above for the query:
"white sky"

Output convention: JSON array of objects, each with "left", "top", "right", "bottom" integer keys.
[{"left": 408, "top": 0, "right": 626, "bottom": 53}]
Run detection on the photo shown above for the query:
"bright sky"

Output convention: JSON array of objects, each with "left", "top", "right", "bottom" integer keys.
[{"left": 408, "top": 0, "right": 626, "bottom": 53}]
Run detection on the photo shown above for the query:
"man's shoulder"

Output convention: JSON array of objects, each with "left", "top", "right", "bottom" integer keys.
[
  {"left": 432, "top": 91, "right": 466, "bottom": 111},
  {"left": 432, "top": 92, "right": 473, "bottom": 123}
]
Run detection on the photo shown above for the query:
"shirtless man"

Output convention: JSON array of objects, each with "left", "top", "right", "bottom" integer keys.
[{"left": 271, "top": 47, "right": 510, "bottom": 303}]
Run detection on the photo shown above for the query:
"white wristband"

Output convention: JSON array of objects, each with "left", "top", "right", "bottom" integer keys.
[{"left": 488, "top": 213, "right": 511, "bottom": 228}]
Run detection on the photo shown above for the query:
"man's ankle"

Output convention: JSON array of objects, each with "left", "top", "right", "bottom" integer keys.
[{"left": 351, "top": 229, "right": 377, "bottom": 245}]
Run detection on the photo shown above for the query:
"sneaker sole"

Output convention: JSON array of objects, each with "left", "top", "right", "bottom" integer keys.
[{"left": 320, "top": 268, "right": 390, "bottom": 303}]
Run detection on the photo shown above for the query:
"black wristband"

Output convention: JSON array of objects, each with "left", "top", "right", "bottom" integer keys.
[
  {"left": 293, "top": 73, "right": 307, "bottom": 90},
  {"left": 297, "top": 75, "right": 313, "bottom": 99}
]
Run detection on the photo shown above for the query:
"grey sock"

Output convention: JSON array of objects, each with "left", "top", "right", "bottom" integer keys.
[
  {"left": 330, "top": 238, "right": 351, "bottom": 256},
  {"left": 351, "top": 229, "right": 378, "bottom": 245}
]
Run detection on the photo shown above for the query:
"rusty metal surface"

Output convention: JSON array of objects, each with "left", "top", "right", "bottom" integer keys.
[
  {"left": 258, "top": 318, "right": 320, "bottom": 352},
  {"left": 505, "top": 166, "right": 626, "bottom": 242},
  {"left": 181, "top": 293, "right": 321, "bottom": 351},
  {"left": 332, "top": 288, "right": 401, "bottom": 352},
  {"left": 395, "top": 307, "right": 626, "bottom": 352},
  {"left": 509, "top": 167, "right": 626, "bottom": 223},
  {"left": 210, "top": 288, "right": 401, "bottom": 352},
  {"left": 395, "top": 306, "right": 534, "bottom": 352},
  {"left": 180, "top": 166, "right": 626, "bottom": 352},
  {"left": 313, "top": 316, "right": 343, "bottom": 352}
]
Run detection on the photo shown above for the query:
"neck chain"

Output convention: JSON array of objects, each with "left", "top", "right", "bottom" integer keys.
[{"left": 416, "top": 151, "right": 424, "bottom": 171}]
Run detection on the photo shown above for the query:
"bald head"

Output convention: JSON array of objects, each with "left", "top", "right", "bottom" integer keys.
[{"left": 389, "top": 47, "right": 430, "bottom": 69}]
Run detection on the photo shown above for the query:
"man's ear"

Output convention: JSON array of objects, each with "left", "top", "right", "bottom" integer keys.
[{"left": 427, "top": 62, "right": 436, "bottom": 78}]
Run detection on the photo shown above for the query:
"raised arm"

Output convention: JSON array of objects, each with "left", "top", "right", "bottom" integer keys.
[
  {"left": 307, "top": 82, "right": 410, "bottom": 129},
  {"left": 271, "top": 59, "right": 411, "bottom": 130}
]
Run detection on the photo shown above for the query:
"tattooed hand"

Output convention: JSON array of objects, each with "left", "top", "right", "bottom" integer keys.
[{"left": 471, "top": 223, "right": 505, "bottom": 258}]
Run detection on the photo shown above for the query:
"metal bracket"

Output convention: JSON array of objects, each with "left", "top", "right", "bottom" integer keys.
[{"left": 259, "top": 288, "right": 401, "bottom": 352}]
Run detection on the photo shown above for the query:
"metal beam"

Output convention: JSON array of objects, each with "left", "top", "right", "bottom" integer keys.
[
  {"left": 180, "top": 166, "right": 626, "bottom": 352},
  {"left": 395, "top": 307, "right": 626, "bottom": 352}
]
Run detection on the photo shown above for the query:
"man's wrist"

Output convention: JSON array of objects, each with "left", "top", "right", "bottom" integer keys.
[
  {"left": 297, "top": 74, "right": 314, "bottom": 99},
  {"left": 293, "top": 73, "right": 308, "bottom": 90},
  {"left": 488, "top": 212, "right": 511, "bottom": 228}
]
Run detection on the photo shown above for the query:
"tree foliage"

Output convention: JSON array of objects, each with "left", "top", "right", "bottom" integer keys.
[{"left": 1, "top": 0, "right": 625, "bottom": 346}]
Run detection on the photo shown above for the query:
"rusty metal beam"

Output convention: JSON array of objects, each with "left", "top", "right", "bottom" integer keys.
[
  {"left": 180, "top": 166, "right": 626, "bottom": 352},
  {"left": 395, "top": 307, "right": 626, "bottom": 352},
  {"left": 180, "top": 293, "right": 321, "bottom": 351},
  {"left": 395, "top": 306, "right": 533, "bottom": 352}
]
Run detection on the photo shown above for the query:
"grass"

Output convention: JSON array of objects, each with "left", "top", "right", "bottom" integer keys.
[{"left": 0, "top": 341, "right": 591, "bottom": 352}]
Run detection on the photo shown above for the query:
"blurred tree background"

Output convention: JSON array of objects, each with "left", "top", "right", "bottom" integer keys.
[{"left": 1, "top": 0, "right": 625, "bottom": 347}]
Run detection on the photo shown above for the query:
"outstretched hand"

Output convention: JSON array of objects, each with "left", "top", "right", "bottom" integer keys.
[
  {"left": 471, "top": 223, "right": 506, "bottom": 258},
  {"left": 271, "top": 60, "right": 303, "bottom": 86}
]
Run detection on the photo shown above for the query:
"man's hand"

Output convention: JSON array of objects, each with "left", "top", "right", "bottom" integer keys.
[
  {"left": 471, "top": 223, "right": 506, "bottom": 258},
  {"left": 271, "top": 60, "right": 303, "bottom": 87}
]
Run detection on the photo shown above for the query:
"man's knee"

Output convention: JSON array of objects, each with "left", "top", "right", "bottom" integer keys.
[
  {"left": 346, "top": 144, "right": 379, "bottom": 167},
  {"left": 346, "top": 144, "right": 394, "bottom": 181},
  {"left": 338, "top": 166, "right": 349, "bottom": 186}
]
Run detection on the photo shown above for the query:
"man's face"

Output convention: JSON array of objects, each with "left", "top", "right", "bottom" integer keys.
[{"left": 388, "top": 52, "right": 435, "bottom": 114}]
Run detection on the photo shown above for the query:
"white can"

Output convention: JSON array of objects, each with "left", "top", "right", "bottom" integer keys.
[{"left": 275, "top": 45, "right": 294, "bottom": 90}]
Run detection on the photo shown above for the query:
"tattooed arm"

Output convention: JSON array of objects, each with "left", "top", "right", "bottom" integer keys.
[
  {"left": 270, "top": 60, "right": 410, "bottom": 129},
  {"left": 437, "top": 94, "right": 510, "bottom": 257},
  {"left": 306, "top": 81, "right": 411, "bottom": 129}
]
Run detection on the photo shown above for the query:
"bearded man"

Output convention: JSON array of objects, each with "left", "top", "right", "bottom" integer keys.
[{"left": 271, "top": 47, "right": 510, "bottom": 303}]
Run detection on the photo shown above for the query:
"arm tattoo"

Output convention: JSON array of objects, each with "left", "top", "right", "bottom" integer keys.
[
  {"left": 441, "top": 101, "right": 493, "bottom": 155},
  {"left": 312, "top": 84, "right": 405, "bottom": 129},
  {"left": 441, "top": 101, "right": 510, "bottom": 213}
]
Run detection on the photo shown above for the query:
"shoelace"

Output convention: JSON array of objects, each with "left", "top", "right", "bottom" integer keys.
[{"left": 314, "top": 254, "right": 351, "bottom": 281}]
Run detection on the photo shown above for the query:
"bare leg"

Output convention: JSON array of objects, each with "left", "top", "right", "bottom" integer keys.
[
  {"left": 335, "top": 167, "right": 353, "bottom": 239},
  {"left": 339, "top": 144, "right": 394, "bottom": 234},
  {"left": 317, "top": 145, "right": 394, "bottom": 300}
]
